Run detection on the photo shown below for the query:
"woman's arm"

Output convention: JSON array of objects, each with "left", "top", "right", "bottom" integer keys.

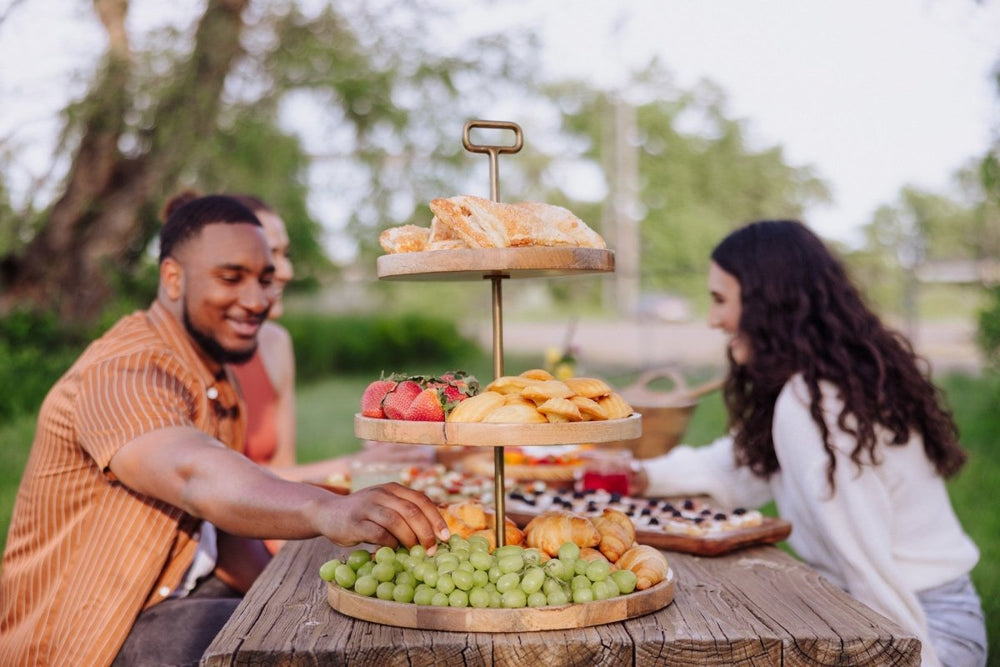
[{"left": 258, "top": 322, "right": 297, "bottom": 468}]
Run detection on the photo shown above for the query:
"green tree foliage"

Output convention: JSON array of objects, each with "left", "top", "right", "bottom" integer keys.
[{"left": 552, "top": 63, "right": 830, "bottom": 299}]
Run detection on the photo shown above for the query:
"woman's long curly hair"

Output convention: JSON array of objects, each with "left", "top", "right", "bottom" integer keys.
[{"left": 712, "top": 220, "right": 966, "bottom": 490}]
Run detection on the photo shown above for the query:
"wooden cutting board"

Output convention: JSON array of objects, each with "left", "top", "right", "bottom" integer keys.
[
  {"left": 508, "top": 510, "right": 792, "bottom": 557},
  {"left": 327, "top": 568, "right": 674, "bottom": 632}
]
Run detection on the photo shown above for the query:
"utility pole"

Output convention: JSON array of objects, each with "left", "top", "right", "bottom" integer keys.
[{"left": 602, "top": 93, "right": 641, "bottom": 318}]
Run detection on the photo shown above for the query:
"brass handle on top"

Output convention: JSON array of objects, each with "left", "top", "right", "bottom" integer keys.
[{"left": 462, "top": 120, "right": 523, "bottom": 202}]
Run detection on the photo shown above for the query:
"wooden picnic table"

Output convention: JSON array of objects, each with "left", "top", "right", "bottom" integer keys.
[{"left": 201, "top": 535, "right": 921, "bottom": 666}]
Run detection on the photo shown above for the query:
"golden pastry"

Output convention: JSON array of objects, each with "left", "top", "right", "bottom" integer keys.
[
  {"left": 378, "top": 224, "right": 429, "bottom": 254},
  {"left": 569, "top": 395, "right": 608, "bottom": 421},
  {"left": 596, "top": 392, "right": 634, "bottom": 420},
  {"left": 446, "top": 391, "right": 505, "bottom": 422},
  {"left": 482, "top": 403, "right": 549, "bottom": 424},
  {"left": 519, "top": 368, "right": 555, "bottom": 381},
  {"left": 520, "top": 380, "right": 575, "bottom": 403},
  {"left": 536, "top": 397, "right": 583, "bottom": 423},
  {"left": 564, "top": 377, "right": 613, "bottom": 399}
]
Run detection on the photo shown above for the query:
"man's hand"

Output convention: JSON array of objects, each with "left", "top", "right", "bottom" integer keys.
[{"left": 316, "top": 483, "right": 449, "bottom": 551}]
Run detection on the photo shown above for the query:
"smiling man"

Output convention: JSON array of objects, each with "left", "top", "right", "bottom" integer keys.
[{"left": 0, "top": 195, "right": 448, "bottom": 667}]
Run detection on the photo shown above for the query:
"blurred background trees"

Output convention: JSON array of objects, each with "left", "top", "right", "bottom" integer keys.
[{"left": 0, "top": 0, "right": 996, "bottom": 367}]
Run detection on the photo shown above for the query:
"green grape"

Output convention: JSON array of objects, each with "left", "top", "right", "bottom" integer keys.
[
  {"left": 423, "top": 568, "right": 439, "bottom": 588},
  {"left": 318, "top": 559, "right": 340, "bottom": 582},
  {"left": 347, "top": 549, "right": 372, "bottom": 571},
  {"left": 522, "top": 548, "right": 545, "bottom": 566},
  {"left": 393, "top": 583, "right": 415, "bottom": 603},
  {"left": 572, "top": 587, "right": 594, "bottom": 604},
  {"left": 592, "top": 580, "right": 615, "bottom": 601},
  {"left": 413, "top": 585, "right": 436, "bottom": 606},
  {"left": 435, "top": 554, "right": 459, "bottom": 575},
  {"left": 544, "top": 558, "right": 573, "bottom": 582},
  {"left": 457, "top": 560, "right": 475, "bottom": 574},
  {"left": 436, "top": 573, "right": 456, "bottom": 595},
  {"left": 448, "top": 589, "right": 469, "bottom": 608},
  {"left": 498, "top": 554, "right": 524, "bottom": 574},
  {"left": 467, "top": 535, "right": 490, "bottom": 552},
  {"left": 610, "top": 569, "right": 637, "bottom": 595},
  {"left": 431, "top": 592, "right": 449, "bottom": 607},
  {"left": 375, "top": 581, "right": 395, "bottom": 600},
  {"left": 371, "top": 562, "right": 395, "bottom": 583},
  {"left": 546, "top": 588, "right": 569, "bottom": 606},
  {"left": 519, "top": 567, "right": 545, "bottom": 595},
  {"left": 483, "top": 582, "right": 497, "bottom": 594},
  {"left": 333, "top": 564, "right": 357, "bottom": 589},
  {"left": 501, "top": 589, "right": 527, "bottom": 608},
  {"left": 409, "top": 543, "right": 427, "bottom": 560},
  {"left": 557, "top": 542, "right": 580, "bottom": 561},
  {"left": 542, "top": 577, "right": 565, "bottom": 597},
  {"left": 571, "top": 574, "right": 592, "bottom": 591},
  {"left": 496, "top": 572, "right": 520, "bottom": 594},
  {"left": 395, "top": 553, "right": 413, "bottom": 572},
  {"left": 469, "top": 551, "right": 493, "bottom": 571},
  {"left": 488, "top": 566, "right": 502, "bottom": 583},
  {"left": 374, "top": 546, "right": 396, "bottom": 565},
  {"left": 585, "top": 560, "right": 611, "bottom": 583},
  {"left": 469, "top": 586, "right": 490, "bottom": 608},
  {"left": 395, "top": 571, "right": 416, "bottom": 588},
  {"left": 488, "top": 589, "right": 502, "bottom": 608},
  {"left": 493, "top": 545, "right": 524, "bottom": 560},
  {"left": 472, "top": 569, "right": 489, "bottom": 588},
  {"left": 574, "top": 558, "right": 590, "bottom": 575},
  {"left": 413, "top": 561, "right": 432, "bottom": 583},
  {"left": 353, "top": 574, "right": 378, "bottom": 597},
  {"left": 527, "top": 591, "right": 548, "bottom": 608},
  {"left": 452, "top": 569, "right": 474, "bottom": 591},
  {"left": 448, "top": 534, "right": 469, "bottom": 551},
  {"left": 451, "top": 548, "right": 471, "bottom": 563},
  {"left": 356, "top": 561, "right": 375, "bottom": 578}
]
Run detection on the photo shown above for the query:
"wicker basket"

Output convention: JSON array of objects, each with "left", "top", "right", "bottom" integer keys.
[{"left": 606, "top": 368, "right": 720, "bottom": 459}]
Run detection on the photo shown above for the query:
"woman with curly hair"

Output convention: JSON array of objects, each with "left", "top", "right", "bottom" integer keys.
[{"left": 643, "top": 220, "right": 985, "bottom": 667}]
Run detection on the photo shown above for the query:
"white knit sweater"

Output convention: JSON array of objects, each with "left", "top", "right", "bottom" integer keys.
[{"left": 644, "top": 374, "right": 979, "bottom": 667}]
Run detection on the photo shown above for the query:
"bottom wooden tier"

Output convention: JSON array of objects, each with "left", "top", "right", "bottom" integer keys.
[{"left": 327, "top": 568, "right": 675, "bottom": 632}]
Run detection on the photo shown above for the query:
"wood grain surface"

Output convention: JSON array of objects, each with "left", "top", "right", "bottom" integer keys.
[
  {"left": 376, "top": 247, "right": 615, "bottom": 281},
  {"left": 202, "top": 538, "right": 921, "bottom": 667},
  {"left": 354, "top": 413, "right": 642, "bottom": 447}
]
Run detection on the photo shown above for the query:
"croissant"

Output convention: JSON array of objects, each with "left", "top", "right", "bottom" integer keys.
[
  {"left": 523, "top": 510, "right": 601, "bottom": 557},
  {"left": 471, "top": 513, "right": 526, "bottom": 549},
  {"left": 578, "top": 546, "right": 614, "bottom": 567},
  {"left": 616, "top": 545, "right": 670, "bottom": 590},
  {"left": 440, "top": 501, "right": 489, "bottom": 538},
  {"left": 591, "top": 508, "right": 636, "bottom": 563}
]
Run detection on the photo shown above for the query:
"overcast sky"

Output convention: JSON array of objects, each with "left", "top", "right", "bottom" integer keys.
[{"left": 1, "top": 0, "right": 998, "bottom": 248}]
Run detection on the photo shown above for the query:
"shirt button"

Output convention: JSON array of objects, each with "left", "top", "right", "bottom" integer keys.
[
  {"left": 206, "top": 387, "right": 219, "bottom": 400},
  {"left": 159, "top": 586, "right": 172, "bottom": 597}
]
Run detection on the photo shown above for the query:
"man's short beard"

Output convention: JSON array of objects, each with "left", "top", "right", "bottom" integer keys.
[{"left": 183, "top": 306, "right": 258, "bottom": 365}]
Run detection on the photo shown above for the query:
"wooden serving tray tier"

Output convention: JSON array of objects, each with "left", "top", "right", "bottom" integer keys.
[
  {"left": 376, "top": 247, "right": 615, "bottom": 281},
  {"left": 354, "top": 413, "right": 642, "bottom": 447},
  {"left": 326, "top": 568, "right": 675, "bottom": 632}
]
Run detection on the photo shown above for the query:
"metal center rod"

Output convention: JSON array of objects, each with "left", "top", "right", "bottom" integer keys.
[{"left": 490, "top": 275, "right": 506, "bottom": 548}]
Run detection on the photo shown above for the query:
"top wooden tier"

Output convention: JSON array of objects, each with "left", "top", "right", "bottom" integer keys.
[{"left": 376, "top": 247, "right": 615, "bottom": 281}]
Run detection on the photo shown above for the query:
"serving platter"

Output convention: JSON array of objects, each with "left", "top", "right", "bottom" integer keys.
[
  {"left": 326, "top": 567, "right": 674, "bottom": 632},
  {"left": 376, "top": 247, "right": 615, "bottom": 281},
  {"left": 354, "top": 413, "right": 642, "bottom": 447}
]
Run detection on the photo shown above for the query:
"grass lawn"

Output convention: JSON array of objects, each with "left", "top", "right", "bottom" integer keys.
[{"left": 1, "top": 368, "right": 997, "bottom": 662}]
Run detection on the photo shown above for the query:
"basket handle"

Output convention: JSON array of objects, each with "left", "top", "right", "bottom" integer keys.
[{"left": 632, "top": 367, "right": 689, "bottom": 394}]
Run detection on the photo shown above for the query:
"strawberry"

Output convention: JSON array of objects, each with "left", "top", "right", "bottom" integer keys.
[
  {"left": 360, "top": 379, "right": 397, "bottom": 418},
  {"left": 381, "top": 379, "right": 424, "bottom": 420},
  {"left": 404, "top": 387, "right": 446, "bottom": 422}
]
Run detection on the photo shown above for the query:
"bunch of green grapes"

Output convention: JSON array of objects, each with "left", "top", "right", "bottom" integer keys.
[{"left": 319, "top": 535, "right": 638, "bottom": 608}]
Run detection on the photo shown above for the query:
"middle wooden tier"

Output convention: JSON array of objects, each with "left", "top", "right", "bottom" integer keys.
[{"left": 354, "top": 413, "right": 642, "bottom": 447}]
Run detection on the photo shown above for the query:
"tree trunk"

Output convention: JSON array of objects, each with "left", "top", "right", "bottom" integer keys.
[{"left": 0, "top": 0, "right": 249, "bottom": 326}]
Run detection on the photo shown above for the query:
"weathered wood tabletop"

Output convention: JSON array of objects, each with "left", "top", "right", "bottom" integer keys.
[{"left": 202, "top": 536, "right": 920, "bottom": 666}]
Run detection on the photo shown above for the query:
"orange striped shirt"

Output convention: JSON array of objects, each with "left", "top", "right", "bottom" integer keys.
[{"left": 0, "top": 300, "right": 245, "bottom": 666}]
